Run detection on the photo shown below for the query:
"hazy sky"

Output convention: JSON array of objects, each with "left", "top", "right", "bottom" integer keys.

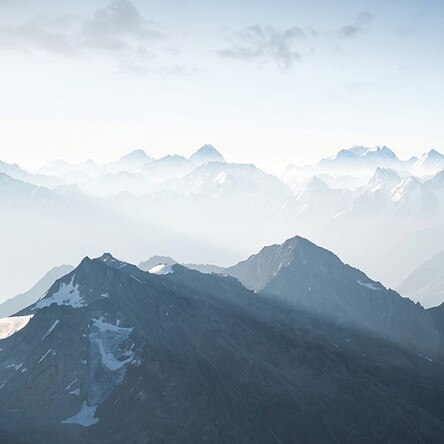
[{"left": 0, "top": 0, "right": 443, "bottom": 171}]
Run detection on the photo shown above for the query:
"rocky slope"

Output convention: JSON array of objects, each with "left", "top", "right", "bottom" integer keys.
[{"left": 0, "top": 246, "right": 444, "bottom": 442}]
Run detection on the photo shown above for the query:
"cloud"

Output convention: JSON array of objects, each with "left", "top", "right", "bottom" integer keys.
[
  {"left": 339, "top": 11, "right": 374, "bottom": 39},
  {"left": 217, "top": 25, "right": 306, "bottom": 70},
  {"left": 0, "top": 1, "right": 162, "bottom": 61}
]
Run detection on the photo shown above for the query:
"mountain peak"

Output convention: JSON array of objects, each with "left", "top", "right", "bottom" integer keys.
[
  {"left": 96, "top": 253, "right": 128, "bottom": 269},
  {"left": 118, "top": 149, "right": 151, "bottom": 163},
  {"left": 368, "top": 167, "right": 401, "bottom": 190},
  {"left": 303, "top": 176, "right": 331, "bottom": 192},
  {"left": 426, "top": 148, "right": 444, "bottom": 159},
  {"left": 190, "top": 145, "right": 225, "bottom": 166}
]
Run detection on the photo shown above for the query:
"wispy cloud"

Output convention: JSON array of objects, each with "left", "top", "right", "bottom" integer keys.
[
  {"left": 339, "top": 12, "right": 374, "bottom": 38},
  {"left": 0, "top": 1, "right": 163, "bottom": 64},
  {"left": 217, "top": 25, "right": 307, "bottom": 70}
]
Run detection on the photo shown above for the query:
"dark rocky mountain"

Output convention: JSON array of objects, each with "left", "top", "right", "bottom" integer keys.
[
  {"left": 1, "top": 246, "right": 444, "bottom": 442},
  {"left": 226, "top": 236, "right": 442, "bottom": 356},
  {"left": 0, "top": 265, "right": 74, "bottom": 318}
]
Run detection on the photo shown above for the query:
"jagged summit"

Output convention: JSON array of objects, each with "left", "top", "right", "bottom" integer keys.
[
  {"left": 189, "top": 144, "right": 225, "bottom": 166},
  {"left": 368, "top": 167, "right": 401, "bottom": 192},
  {"left": 333, "top": 146, "right": 396, "bottom": 160},
  {"left": 118, "top": 149, "right": 151, "bottom": 163},
  {"left": 426, "top": 148, "right": 444, "bottom": 158},
  {"left": 413, "top": 149, "right": 444, "bottom": 175}
]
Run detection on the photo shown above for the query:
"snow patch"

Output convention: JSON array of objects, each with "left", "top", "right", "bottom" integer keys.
[
  {"left": 148, "top": 263, "right": 174, "bottom": 275},
  {"left": 0, "top": 315, "right": 34, "bottom": 339},
  {"left": 215, "top": 171, "right": 227, "bottom": 184},
  {"left": 42, "top": 320, "right": 60, "bottom": 340},
  {"left": 62, "top": 403, "right": 99, "bottom": 427},
  {"left": 66, "top": 379, "right": 77, "bottom": 390},
  {"left": 130, "top": 274, "right": 144, "bottom": 284},
  {"left": 89, "top": 319, "right": 134, "bottom": 372},
  {"left": 417, "top": 353, "right": 433, "bottom": 362},
  {"left": 357, "top": 280, "right": 380, "bottom": 291},
  {"left": 7, "top": 362, "right": 23, "bottom": 371},
  {"left": 39, "top": 349, "right": 52, "bottom": 364},
  {"left": 36, "top": 276, "right": 85, "bottom": 309}
]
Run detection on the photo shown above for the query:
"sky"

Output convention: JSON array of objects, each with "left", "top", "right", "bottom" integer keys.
[{"left": 0, "top": 0, "right": 443, "bottom": 172}]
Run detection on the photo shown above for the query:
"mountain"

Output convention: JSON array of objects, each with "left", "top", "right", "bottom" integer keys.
[
  {"left": 4, "top": 145, "right": 444, "bottom": 323},
  {"left": 163, "top": 161, "right": 292, "bottom": 202},
  {"left": 316, "top": 146, "right": 412, "bottom": 176},
  {"left": 0, "top": 265, "right": 74, "bottom": 318},
  {"left": 0, "top": 173, "right": 156, "bottom": 299},
  {"left": 107, "top": 149, "right": 153, "bottom": 174},
  {"left": 138, "top": 255, "right": 177, "bottom": 271},
  {"left": 0, "top": 160, "right": 61, "bottom": 188},
  {"left": 398, "top": 252, "right": 444, "bottom": 308},
  {"left": 390, "top": 176, "right": 438, "bottom": 215},
  {"left": 139, "top": 255, "right": 225, "bottom": 275},
  {"left": 189, "top": 144, "right": 225, "bottom": 166},
  {"left": 141, "top": 154, "right": 193, "bottom": 182},
  {"left": 1, "top": 250, "right": 444, "bottom": 442},
  {"left": 413, "top": 149, "right": 444, "bottom": 176},
  {"left": 367, "top": 167, "right": 401, "bottom": 194},
  {"left": 279, "top": 177, "right": 352, "bottom": 227},
  {"left": 226, "top": 235, "right": 441, "bottom": 355}
]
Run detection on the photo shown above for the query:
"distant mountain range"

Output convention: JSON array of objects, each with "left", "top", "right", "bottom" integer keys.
[
  {"left": 1, "top": 144, "right": 444, "bottom": 309},
  {"left": 1, "top": 236, "right": 444, "bottom": 442}
]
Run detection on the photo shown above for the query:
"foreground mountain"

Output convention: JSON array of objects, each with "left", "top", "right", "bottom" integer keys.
[
  {"left": 398, "top": 251, "right": 444, "bottom": 308},
  {"left": 1, "top": 241, "right": 444, "bottom": 442},
  {"left": 0, "top": 265, "right": 74, "bottom": 318},
  {"left": 0, "top": 248, "right": 444, "bottom": 443}
]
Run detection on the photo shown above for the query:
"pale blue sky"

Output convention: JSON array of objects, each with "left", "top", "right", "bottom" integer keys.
[{"left": 0, "top": 0, "right": 443, "bottom": 171}]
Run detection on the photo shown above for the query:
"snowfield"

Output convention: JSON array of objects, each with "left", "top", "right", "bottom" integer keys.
[
  {"left": 148, "top": 263, "right": 174, "bottom": 275},
  {"left": 0, "top": 315, "right": 34, "bottom": 339},
  {"left": 35, "top": 276, "right": 85, "bottom": 309}
]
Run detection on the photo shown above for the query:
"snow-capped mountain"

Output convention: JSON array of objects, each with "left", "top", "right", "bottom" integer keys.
[
  {"left": 413, "top": 149, "right": 444, "bottom": 177},
  {"left": 106, "top": 149, "right": 153, "bottom": 174},
  {"left": 163, "top": 161, "right": 291, "bottom": 201},
  {"left": 0, "top": 160, "right": 61, "bottom": 188},
  {"left": 317, "top": 146, "right": 415, "bottom": 175},
  {"left": 367, "top": 168, "right": 401, "bottom": 194},
  {"left": 282, "top": 146, "right": 423, "bottom": 189},
  {"left": 1, "top": 242, "right": 444, "bottom": 442},
  {"left": 189, "top": 144, "right": 225, "bottom": 166}
]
